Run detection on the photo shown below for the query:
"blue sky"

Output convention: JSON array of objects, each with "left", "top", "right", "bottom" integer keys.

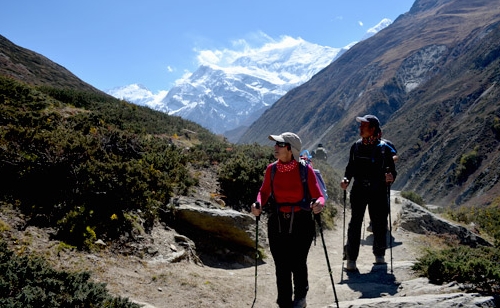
[{"left": 2, "top": 0, "right": 414, "bottom": 93}]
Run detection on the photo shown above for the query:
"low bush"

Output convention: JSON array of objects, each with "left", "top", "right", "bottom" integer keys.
[
  {"left": 447, "top": 202, "right": 500, "bottom": 248},
  {"left": 0, "top": 77, "right": 198, "bottom": 248},
  {"left": 0, "top": 240, "right": 140, "bottom": 307},
  {"left": 401, "top": 190, "right": 424, "bottom": 205},
  {"left": 414, "top": 199, "right": 500, "bottom": 296},
  {"left": 454, "top": 148, "right": 483, "bottom": 184},
  {"left": 412, "top": 245, "right": 500, "bottom": 295},
  {"left": 217, "top": 144, "right": 274, "bottom": 211}
]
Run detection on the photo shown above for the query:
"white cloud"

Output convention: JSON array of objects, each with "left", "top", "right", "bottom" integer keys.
[
  {"left": 175, "top": 70, "right": 194, "bottom": 85},
  {"left": 358, "top": 21, "right": 364, "bottom": 26},
  {"left": 166, "top": 65, "right": 174, "bottom": 72},
  {"left": 196, "top": 49, "right": 225, "bottom": 66},
  {"left": 195, "top": 32, "right": 304, "bottom": 68}
]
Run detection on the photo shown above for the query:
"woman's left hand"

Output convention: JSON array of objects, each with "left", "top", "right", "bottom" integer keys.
[{"left": 310, "top": 199, "right": 323, "bottom": 214}]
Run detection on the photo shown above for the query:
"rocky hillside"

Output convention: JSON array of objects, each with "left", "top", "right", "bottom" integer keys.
[
  {"left": 0, "top": 35, "right": 102, "bottom": 94},
  {"left": 239, "top": 0, "right": 500, "bottom": 208}
]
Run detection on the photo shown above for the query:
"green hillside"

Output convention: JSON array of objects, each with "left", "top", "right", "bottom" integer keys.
[
  {"left": 0, "top": 75, "right": 284, "bottom": 248},
  {"left": 0, "top": 76, "right": 195, "bottom": 246}
]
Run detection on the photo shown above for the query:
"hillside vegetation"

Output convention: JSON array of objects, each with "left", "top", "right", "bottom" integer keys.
[
  {"left": 1, "top": 75, "right": 205, "bottom": 248},
  {"left": 0, "top": 73, "right": 345, "bottom": 305},
  {"left": 0, "top": 75, "right": 283, "bottom": 248},
  {"left": 0, "top": 73, "right": 346, "bottom": 242}
]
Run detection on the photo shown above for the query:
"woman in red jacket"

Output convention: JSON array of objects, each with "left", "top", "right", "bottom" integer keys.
[{"left": 251, "top": 132, "right": 325, "bottom": 308}]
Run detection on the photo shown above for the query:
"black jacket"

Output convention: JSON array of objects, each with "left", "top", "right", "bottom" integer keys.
[{"left": 344, "top": 139, "right": 397, "bottom": 191}]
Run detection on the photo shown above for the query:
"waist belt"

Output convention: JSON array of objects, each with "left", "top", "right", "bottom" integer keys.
[{"left": 278, "top": 204, "right": 303, "bottom": 213}]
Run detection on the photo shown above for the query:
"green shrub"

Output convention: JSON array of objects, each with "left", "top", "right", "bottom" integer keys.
[
  {"left": 0, "top": 240, "right": 140, "bottom": 307},
  {"left": 454, "top": 148, "right": 482, "bottom": 184},
  {"left": 493, "top": 117, "right": 500, "bottom": 140},
  {"left": 447, "top": 202, "right": 500, "bottom": 248},
  {"left": 412, "top": 245, "right": 500, "bottom": 294},
  {"left": 0, "top": 77, "right": 196, "bottom": 248},
  {"left": 217, "top": 144, "right": 274, "bottom": 211},
  {"left": 401, "top": 190, "right": 425, "bottom": 205}
]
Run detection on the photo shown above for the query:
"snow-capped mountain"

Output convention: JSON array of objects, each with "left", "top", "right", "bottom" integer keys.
[
  {"left": 161, "top": 39, "right": 349, "bottom": 135},
  {"left": 107, "top": 84, "right": 168, "bottom": 110},
  {"left": 107, "top": 20, "right": 392, "bottom": 136},
  {"left": 361, "top": 18, "right": 393, "bottom": 40}
]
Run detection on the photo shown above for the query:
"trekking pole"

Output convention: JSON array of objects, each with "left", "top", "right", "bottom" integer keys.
[
  {"left": 341, "top": 189, "right": 346, "bottom": 283},
  {"left": 251, "top": 202, "right": 260, "bottom": 308},
  {"left": 386, "top": 168, "right": 393, "bottom": 274},
  {"left": 362, "top": 213, "right": 365, "bottom": 244},
  {"left": 314, "top": 205, "right": 339, "bottom": 308}
]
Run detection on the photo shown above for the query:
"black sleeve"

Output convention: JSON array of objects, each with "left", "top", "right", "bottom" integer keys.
[
  {"left": 384, "top": 144, "right": 397, "bottom": 180},
  {"left": 344, "top": 143, "right": 356, "bottom": 181}
]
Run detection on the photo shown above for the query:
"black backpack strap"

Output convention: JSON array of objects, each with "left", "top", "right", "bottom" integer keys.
[
  {"left": 379, "top": 140, "right": 386, "bottom": 169},
  {"left": 270, "top": 162, "right": 282, "bottom": 232},
  {"left": 299, "top": 160, "right": 311, "bottom": 211},
  {"left": 352, "top": 139, "right": 362, "bottom": 162}
]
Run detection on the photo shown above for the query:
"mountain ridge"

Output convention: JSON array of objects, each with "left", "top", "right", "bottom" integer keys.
[
  {"left": 0, "top": 35, "right": 103, "bottom": 94},
  {"left": 239, "top": 0, "right": 500, "bottom": 208}
]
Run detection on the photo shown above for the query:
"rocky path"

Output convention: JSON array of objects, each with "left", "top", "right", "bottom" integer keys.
[
  {"left": 248, "top": 190, "right": 420, "bottom": 308},
  {"left": 3, "top": 185, "right": 495, "bottom": 307},
  {"left": 90, "top": 190, "right": 495, "bottom": 307},
  {"left": 226, "top": 190, "right": 494, "bottom": 308}
]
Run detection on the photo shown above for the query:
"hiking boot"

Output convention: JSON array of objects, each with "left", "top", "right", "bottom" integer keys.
[
  {"left": 292, "top": 297, "right": 307, "bottom": 308},
  {"left": 346, "top": 260, "right": 357, "bottom": 271},
  {"left": 277, "top": 300, "right": 292, "bottom": 308},
  {"left": 375, "top": 256, "right": 385, "bottom": 264}
]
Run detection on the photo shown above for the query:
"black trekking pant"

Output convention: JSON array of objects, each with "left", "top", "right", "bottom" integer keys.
[
  {"left": 344, "top": 185, "right": 388, "bottom": 261},
  {"left": 268, "top": 209, "right": 315, "bottom": 308}
]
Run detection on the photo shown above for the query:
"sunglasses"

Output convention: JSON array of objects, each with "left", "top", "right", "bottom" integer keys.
[{"left": 275, "top": 142, "right": 289, "bottom": 148}]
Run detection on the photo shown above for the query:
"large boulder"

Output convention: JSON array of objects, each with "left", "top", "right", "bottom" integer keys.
[
  {"left": 171, "top": 197, "right": 266, "bottom": 249},
  {"left": 398, "top": 200, "right": 491, "bottom": 247}
]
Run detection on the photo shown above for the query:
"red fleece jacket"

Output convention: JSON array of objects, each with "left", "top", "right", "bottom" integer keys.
[{"left": 257, "top": 161, "right": 325, "bottom": 212}]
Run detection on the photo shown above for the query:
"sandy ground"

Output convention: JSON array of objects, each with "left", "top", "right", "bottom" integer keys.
[{"left": 76, "top": 190, "right": 423, "bottom": 308}]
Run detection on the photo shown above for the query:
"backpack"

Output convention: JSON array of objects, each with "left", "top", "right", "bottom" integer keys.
[
  {"left": 270, "top": 159, "right": 328, "bottom": 211},
  {"left": 352, "top": 139, "right": 392, "bottom": 162},
  {"left": 352, "top": 139, "right": 395, "bottom": 169},
  {"left": 310, "top": 165, "right": 328, "bottom": 201}
]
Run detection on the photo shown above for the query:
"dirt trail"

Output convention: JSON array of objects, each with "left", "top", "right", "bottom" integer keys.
[
  {"left": 245, "top": 190, "right": 419, "bottom": 308},
  {"left": 91, "top": 190, "right": 421, "bottom": 308}
]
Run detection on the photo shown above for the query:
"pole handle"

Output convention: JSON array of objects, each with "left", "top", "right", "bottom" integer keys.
[
  {"left": 254, "top": 202, "right": 261, "bottom": 221},
  {"left": 386, "top": 167, "right": 392, "bottom": 187},
  {"left": 310, "top": 198, "right": 321, "bottom": 223}
]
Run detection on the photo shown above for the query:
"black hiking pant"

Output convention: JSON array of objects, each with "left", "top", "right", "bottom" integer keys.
[
  {"left": 344, "top": 185, "right": 388, "bottom": 261},
  {"left": 268, "top": 209, "right": 315, "bottom": 308}
]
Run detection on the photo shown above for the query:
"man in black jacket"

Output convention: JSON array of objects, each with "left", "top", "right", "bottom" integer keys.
[{"left": 340, "top": 115, "right": 397, "bottom": 271}]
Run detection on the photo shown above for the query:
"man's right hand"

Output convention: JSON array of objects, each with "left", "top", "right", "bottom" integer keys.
[{"left": 340, "top": 178, "right": 350, "bottom": 190}]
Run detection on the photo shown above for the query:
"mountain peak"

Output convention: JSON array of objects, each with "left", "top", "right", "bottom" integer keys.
[{"left": 106, "top": 20, "right": 392, "bottom": 137}]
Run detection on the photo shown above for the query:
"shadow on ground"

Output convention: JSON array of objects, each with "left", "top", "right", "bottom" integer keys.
[{"left": 341, "top": 264, "right": 399, "bottom": 298}]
